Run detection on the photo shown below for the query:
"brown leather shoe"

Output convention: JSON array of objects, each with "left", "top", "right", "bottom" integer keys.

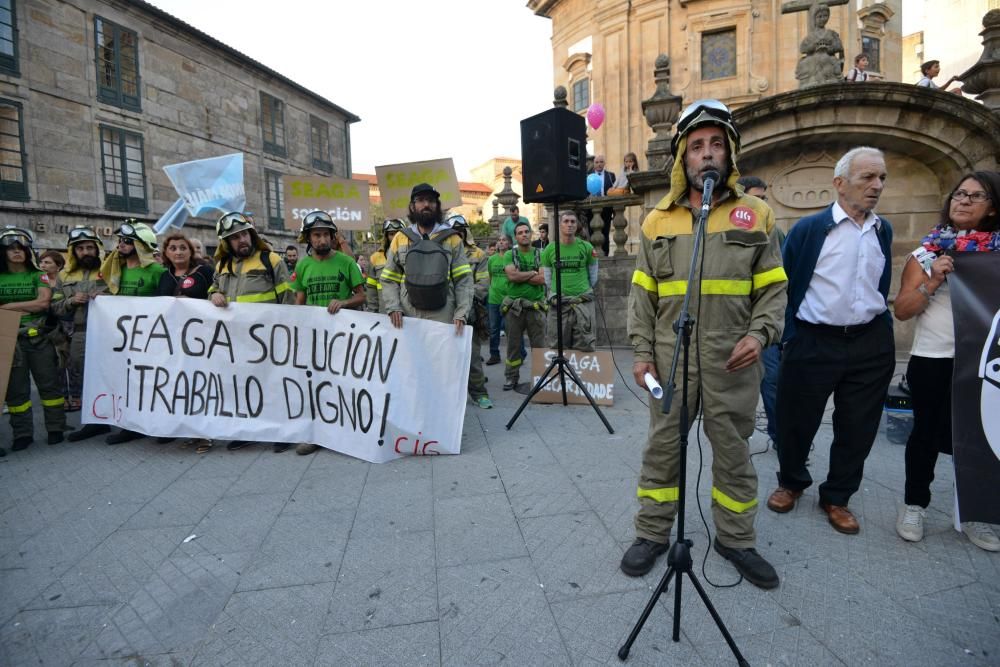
[
  {"left": 766, "top": 487, "right": 803, "bottom": 513},
  {"left": 820, "top": 502, "right": 860, "bottom": 534}
]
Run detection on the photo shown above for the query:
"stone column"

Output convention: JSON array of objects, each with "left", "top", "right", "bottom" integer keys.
[
  {"left": 553, "top": 85, "right": 569, "bottom": 109},
  {"left": 489, "top": 198, "right": 500, "bottom": 236},
  {"left": 589, "top": 209, "right": 606, "bottom": 253},
  {"left": 641, "top": 55, "right": 683, "bottom": 172},
  {"left": 495, "top": 167, "right": 520, "bottom": 237},
  {"left": 611, "top": 203, "right": 628, "bottom": 257},
  {"left": 959, "top": 10, "right": 1000, "bottom": 112}
]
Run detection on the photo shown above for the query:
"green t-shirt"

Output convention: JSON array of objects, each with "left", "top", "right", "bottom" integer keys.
[
  {"left": 0, "top": 270, "right": 48, "bottom": 326},
  {"left": 290, "top": 253, "right": 364, "bottom": 306},
  {"left": 486, "top": 253, "right": 510, "bottom": 305},
  {"left": 541, "top": 238, "right": 596, "bottom": 297},
  {"left": 119, "top": 263, "right": 166, "bottom": 297},
  {"left": 503, "top": 248, "right": 544, "bottom": 302}
]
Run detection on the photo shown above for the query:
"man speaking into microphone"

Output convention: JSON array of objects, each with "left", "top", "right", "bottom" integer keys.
[{"left": 622, "top": 100, "right": 788, "bottom": 588}]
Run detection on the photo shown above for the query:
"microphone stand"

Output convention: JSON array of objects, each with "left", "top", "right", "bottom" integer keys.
[
  {"left": 618, "top": 175, "right": 748, "bottom": 666},
  {"left": 506, "top": 201, "right": 613, "bottom": 433}
]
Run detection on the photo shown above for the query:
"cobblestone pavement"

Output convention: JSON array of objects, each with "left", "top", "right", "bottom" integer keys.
[{"left": 1, "top": 349, "right": 997, "bottom": 666}]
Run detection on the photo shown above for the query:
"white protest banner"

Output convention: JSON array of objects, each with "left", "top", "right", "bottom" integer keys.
[
  {"left": 529, "top": 348, "right": 615, "bottom": 406},
  {"left": 81, "top": 297, "right": 471, "bottom": 463},
  {"left": 155, "top": 153, "right": 246, "bottom": 233},
  {"left": 281, "top": 175, "right": 371, "bottom": 232},
  {"left": 375, "top": 158, "right": 460, "bottom": 219}
]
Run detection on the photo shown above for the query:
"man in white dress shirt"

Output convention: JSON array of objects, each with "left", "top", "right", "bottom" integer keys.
[{"left": 765, "top": 147, "right": 895, "bottom": 535}]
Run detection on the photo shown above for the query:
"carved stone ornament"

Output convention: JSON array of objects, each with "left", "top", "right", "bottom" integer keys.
[{"left": 642, "top": 55, "right": 683, "bottom": 171}]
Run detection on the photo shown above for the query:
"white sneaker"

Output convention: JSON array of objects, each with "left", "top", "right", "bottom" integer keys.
[
  {"left": 962, "top": 522, "right": 1000, "bottom": 552},
  {"left": 896, "top": 504, "right": 926, "bottom": 542}
]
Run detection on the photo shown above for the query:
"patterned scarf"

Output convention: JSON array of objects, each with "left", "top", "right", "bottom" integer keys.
[{"left": 921, "top": 224, "right": 1000, "bottom": 254}]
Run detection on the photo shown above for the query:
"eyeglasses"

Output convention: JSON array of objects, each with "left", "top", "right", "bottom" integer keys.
[
  {"left": 218, "top": 212, "right": 251, "bottom": 231},
  {"left": 950, "top": 189, "right": 990, "bottom": 203},
  {"left": 0, "top": 226, "right": 33, "bottom": 247},
  {"left": 69, "top": 227, "right": 98, "bottom": 241},
  {"left": 302, "top": 210, "right": 335, "bottom": 228},
  {"left": 676, "top": 99, "right": 733, "bottom": 134}
]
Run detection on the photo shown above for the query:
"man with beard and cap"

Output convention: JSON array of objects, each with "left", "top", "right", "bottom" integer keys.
[
  {"left": 210, "top": 211, "right": 293, "bottom": 452},
  {"left": 291, "top": 210, "right": 366, "bottom": 455},
  {"left": 367, "top": 218, "right": 405, "bottom": 313},
  {"left": 56, "top": 227, "right": 111, "bottom": 443},
  {"left": 99, "top": 220, "right": 166, "bottom": 445},
  {"left": 380, "top": 183, "right": 473, "bottom": 333},
  {"left": 0, "top": 227, "right": 66, "bottom": 453},
  {"left": 448, "top": 213, "right": 493, "bottom": 409},
  {"left": 621, "top": 99, "right": 787, "bottom": 588}
]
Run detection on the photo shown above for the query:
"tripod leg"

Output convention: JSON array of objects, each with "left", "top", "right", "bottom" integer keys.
[
  {"left": 560, "top": 358, "right": 614, "bottom": 434},
  {"left": 505, "top": 358, "right": 560, "bottom": 430},
  {"left": 685, "top": 572, "right": 750, "bottom": 667},
  {"left": 672, "top": 564, "right": 683, "bottom": 642},
  {"left": 617, "top": 566, "right": 677, "bottom": 660}
]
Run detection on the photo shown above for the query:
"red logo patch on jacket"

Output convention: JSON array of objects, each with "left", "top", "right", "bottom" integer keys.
[
  {"left": 40, "top": 274, "right": 50, "bottom": 284},
  {"left": 729, "top": 207, "right": 756, "bottom": 230},
  {"left": 181, "top": 276, "right": 195, "bottom": 290}
]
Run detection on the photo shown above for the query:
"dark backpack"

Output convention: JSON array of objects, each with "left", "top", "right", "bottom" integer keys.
[{"left": 402, "top": 227, "right": 459, "bottom": 310}]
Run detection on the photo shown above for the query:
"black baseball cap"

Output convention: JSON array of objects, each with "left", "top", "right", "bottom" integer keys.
[{"left": 410, "top": 183, "right": 440, "bottom": 201}]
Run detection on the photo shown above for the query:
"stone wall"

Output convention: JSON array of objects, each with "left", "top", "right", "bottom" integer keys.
[
  {"left": 592, "top": 255, "right": 633, "bottom": 347},
  {"left": 0, "top": 0, "right": 356, "bottom": 252}
]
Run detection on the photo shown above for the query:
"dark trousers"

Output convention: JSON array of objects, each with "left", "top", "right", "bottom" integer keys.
[
  {"left": 487, "top": 302, "right": 504, "bottom": 359},
  {"left": 903, "top": 355, "right": 953, "bottom": 508},
  {"left": 760, "top": 344, "right": 780, "bottom": 444},
  {"left": 775, "top": 318, "right": 895, "bottom": 506}
]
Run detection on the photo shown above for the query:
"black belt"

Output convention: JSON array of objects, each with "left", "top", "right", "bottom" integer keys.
[{"left": 795, "top": 317, "right": 881, "bottom": 336}]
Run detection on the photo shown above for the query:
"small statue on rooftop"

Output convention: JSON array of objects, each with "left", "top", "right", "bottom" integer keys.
[{"left": 795, "top": 1, "right": 845, "bottom": 87}]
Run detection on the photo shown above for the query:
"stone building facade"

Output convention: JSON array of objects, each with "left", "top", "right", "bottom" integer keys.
[
  {"left": 0, "top": 0, "right": 358, "bottom": 251},
  {"left": 528, "top": 0, "right": 902, "bottom": 187}
]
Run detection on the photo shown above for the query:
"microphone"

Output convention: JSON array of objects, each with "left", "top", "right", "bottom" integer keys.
[{"left": 700, "top": 170, "right": 721, "bottom": 214}]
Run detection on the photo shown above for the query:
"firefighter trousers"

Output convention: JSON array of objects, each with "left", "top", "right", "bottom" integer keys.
[
  {"left": 6, "top": 335, "right": 66, "bottom": 440},
  {"left": 634, "top": 352, "right": 762, "bottom": 549}
]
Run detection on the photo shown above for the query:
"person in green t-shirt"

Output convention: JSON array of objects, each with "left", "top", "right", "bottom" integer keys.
[
  {"left": 501, "top": 221, "right": 547, "bottom": 391},
  {"left": 98, "top": 220, "right": 166, "bottom": 445},
  {"left": 485, "top": 235, "right": 511, "bottom": 365},
  {"left": 541, "top": 210, "right": 598, "bottom": 351},
  {"left": 291, "top": 211, "right": 365, "bottom": 456},
  {"left": 500, "top": 205, "right": 529, "bottom": 247},
  {"left": 0, "top": 227, "right": 66, "bottom": 453}
]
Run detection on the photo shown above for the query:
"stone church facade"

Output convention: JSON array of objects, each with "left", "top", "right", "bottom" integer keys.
[
  {"left": 0, "top": 0, "right": 358, "bottom": 252},
  {"left": 529, "top": 1, "right": 1000, "bottom": 350}
]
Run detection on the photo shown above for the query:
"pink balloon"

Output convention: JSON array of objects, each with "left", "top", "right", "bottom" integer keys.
[{"left": 587, "top": 103, "right": 605, "bottom": 130}]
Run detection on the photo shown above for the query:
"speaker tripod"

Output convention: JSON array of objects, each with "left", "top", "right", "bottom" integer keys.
[
  {"left": 617, "top": 190, "right": 748, "bottom": 666},
  {"left": 506, "top": 203, "right": 613, "bottom": 434}
]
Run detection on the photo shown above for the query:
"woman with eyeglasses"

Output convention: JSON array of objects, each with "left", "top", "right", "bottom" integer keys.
[
  {"left": 893, "top": 171, "right": 1000, "bottom": 551},
  {"left": 0, "top": 228, "right": 67, "bottom": 454}
]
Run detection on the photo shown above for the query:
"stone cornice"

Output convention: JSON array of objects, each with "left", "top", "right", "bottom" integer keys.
[
  {"left": 527, "top": 0, "right": 560, "bottom": 18},
  {"left": 734, "top": 82, "right": 1000, "bottom": 144}
]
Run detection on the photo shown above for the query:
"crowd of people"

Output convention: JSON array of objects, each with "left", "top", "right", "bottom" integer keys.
[
  {"left": 0, "top": 182, "right": 599, "bottom": 454},
  {"left": 619, "top": 99, "right": 999, "bottom": 594},
  {"left": 2, "top": 98, "right": 997, "bottom": 587}
]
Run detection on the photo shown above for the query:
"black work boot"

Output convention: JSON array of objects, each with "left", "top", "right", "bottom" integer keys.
[
  {"left": 11, "top": 436, "right": 32, "bottom": 451},
  {"left": 47, "top": 431, "right": 65, "bottom": 445},
  {"left": 67, "top": 424, "right": 111, "bottom": 442},
  {"left": 620, "top": 538, "right": 669, "bottom": 577},
  {"left": 713, "top": 537, "right": 779, "bottom": 589}
]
